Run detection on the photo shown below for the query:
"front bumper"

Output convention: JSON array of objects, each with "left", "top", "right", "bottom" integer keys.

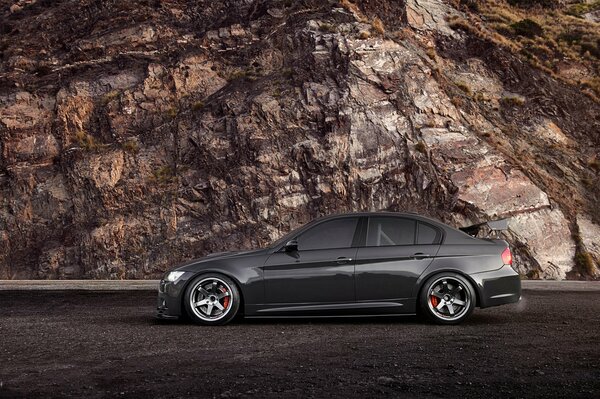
[
  {"left": 472, "top": 265, "right": 522, "bottom": 308},
  {"left": 156, "top": 273, "right": 194, "bottom": 319}
]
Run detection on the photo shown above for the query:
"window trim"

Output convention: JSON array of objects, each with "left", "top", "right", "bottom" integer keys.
[{"left": 359, "top": 216, "right": 443, "bottom": 248}]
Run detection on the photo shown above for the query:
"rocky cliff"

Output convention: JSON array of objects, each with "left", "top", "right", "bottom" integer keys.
[{"left": 0, "top": 0, "right": 599, "bottom": 279}]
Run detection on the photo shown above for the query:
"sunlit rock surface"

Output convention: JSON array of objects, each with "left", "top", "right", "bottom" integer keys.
[{"left": 0, "top": 0, "right": 598, "bottom": 279}]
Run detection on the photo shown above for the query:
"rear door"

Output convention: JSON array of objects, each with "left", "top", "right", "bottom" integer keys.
[
  {"left": 355, "top": 217, "right": 441, "bottom": 309},
  {"left": 263, "top": 217, "right": 360, "bottom": 307}
]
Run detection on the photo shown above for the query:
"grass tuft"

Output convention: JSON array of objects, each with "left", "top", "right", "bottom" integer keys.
[
  {"left": 358, "top": 30, "right": 371, "bottom": 40},
  {"left": 152, "top": 166, "right": 175, "bottom": 184},
  {"left": 455, "top": 81, "right": 472, "bottom": 96},
  {"left": 319, "top": 23, "right": 337, "bottom": 33},
  {"left": 450, "top": 96, "right": 465, "bottom": 108},
  {"left": 192, "top": 101, "right": 205, "bottom": 111},
  {"left": 121, "top": 139, "right": 139, "bottom": 154},
  {"left": 501, "top": 94, "right": 526, "bottom": 107},
  {"left": 511, "top": 19, "right": 544, "bottom": 38},
  {"left": 102, "top": 90, "right": 121, "bottom": 105},
  {"left": 371, "top": 17, "right": 385, "bottom": 35},
  {"left": 74, "top": 131, "right": 101, "bottom": 151},
  {"left": 340, "top": 0, "right": 368, "bottom": 23},
  {"left": 588, "top": 158, "right": 600, "bottom": 172},
  {"left": 575, "top": 251, "right": 597, "bottom": 277},
  {"left": 166, "top": 107, "right": 178, "bottom": 119}
]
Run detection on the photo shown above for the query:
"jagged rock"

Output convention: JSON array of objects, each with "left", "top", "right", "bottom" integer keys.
[
  {"left": 509, "top": 208, "right": 576, "bottom": 280},
  {"left": 172, "top": 56, "right": 228, "bottom": 99},
  {"left": 267, "top": 8, "right": 285, "bottom": 19},
  {"left": 406, "top": 0, "right": 461, "bottom": 37},
  {"left": 0, "top": 92, "right": 54, "bottom": 130},
  {"left": 0, "top": 0, "right": 598, "bottom": 279},
  {"left": 583, "top": 10, "right": 600, "bottom": 23},
  {"left": 9, "top": 4, "right": 22, "bottom": 13},
  {"left": 531, "top": 119, "right": 572, "bottom": 145},
  {"left": 73, "top": 150, "right": 124, "bottom": 189}
]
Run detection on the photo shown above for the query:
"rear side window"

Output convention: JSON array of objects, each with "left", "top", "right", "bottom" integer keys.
[
  {"left": 417, "top": 222, "right": 439, "bottom": 244},
  {"left": 366, "top": 217, "right": 416, "bottom": 246},
  {"left": 296, "top": 218, "right": 359, "bottom": 251}
]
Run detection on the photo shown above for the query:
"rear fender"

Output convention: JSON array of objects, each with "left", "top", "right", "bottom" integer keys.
[{"left": 412, "top": 245, "right": 507, "bottom": 300}]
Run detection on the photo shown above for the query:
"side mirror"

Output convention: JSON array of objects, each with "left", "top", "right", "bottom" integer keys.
[{"left": 284, "top": 240, "right": 298, "bottom": 252}]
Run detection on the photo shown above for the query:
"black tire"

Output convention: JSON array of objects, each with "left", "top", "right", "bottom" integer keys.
[
  {"left": 183, "top": 273, "right": 240, "bottom": 326},
  {"left": 419, "top": 272, "right": 476, "bottom": 325}
]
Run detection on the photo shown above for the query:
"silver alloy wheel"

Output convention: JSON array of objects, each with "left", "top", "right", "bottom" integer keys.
[
  {"left": 427, "top": 277, "right": 471, "bottom": 321},
  {"left": 189, "top": 277, "right": 233, "bottom": 322}
]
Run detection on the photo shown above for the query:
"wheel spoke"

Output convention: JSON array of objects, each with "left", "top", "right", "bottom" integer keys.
[
  {"left": 198, "top": 287, "right": 210, "bottom": 296},
  {"left": 446, "top": 303, "right": 455, "bottom": 315},
  {"left": 451, "top": 285, "right": 463, "bottom": 295},
  {"left": 194, "top": 299, "right": 209, "bottom": 307},
  {"left": 206, "top": 303, "right": 214, "bottom": 316},
  {"left": 211, "top": 281, "right": 218, "bottom": 293},
  {"left": 453, "top": 299, "right": 466, "bottom": 307},
  {"left": 217, "top": 291, "right": 230, "bottom": 299},
  {"left": 436, "top": 301, "right": 445, "bottom": 311},
  {"left": 442, "top": 280, "right": 449, "bottom": 293},
  {"left": 214, "top": 302, "right": 224, "bottom": 311}
]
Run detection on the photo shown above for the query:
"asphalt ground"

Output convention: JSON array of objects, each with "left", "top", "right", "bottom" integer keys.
[{"left": 0, "top": 285, "right": 598, "bottom": 398}]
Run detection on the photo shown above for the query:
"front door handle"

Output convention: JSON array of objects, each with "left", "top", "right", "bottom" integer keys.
[
  {"left": 411, "top": 253, "right": 430, "bottom": 260},
  {"left": 336, "top": 257, "right": 352, "bottom": 264}
]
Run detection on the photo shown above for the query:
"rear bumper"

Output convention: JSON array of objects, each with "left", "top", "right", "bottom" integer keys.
[{"left": 472, "top": 265, "right": 522, "bottom": 308}]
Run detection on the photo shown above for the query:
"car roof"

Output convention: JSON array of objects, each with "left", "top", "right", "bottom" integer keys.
[
  {"left": 314, "top": 211, "right": 440, "bottom": 223},
  {"left": 312, "top": 211, "right": 477, "bottom": 244}
]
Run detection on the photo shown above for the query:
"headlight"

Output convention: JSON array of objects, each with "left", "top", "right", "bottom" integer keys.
[{"left": 164, "top": 271, "right": 185, "bottom": 282}]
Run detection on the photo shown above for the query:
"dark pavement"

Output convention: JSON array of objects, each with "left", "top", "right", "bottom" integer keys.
[{"left": 0, "top": 288, "right": 599, "bottom": 398}]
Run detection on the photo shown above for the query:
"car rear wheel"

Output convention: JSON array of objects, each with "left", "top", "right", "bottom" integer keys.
[
  {"left": 184, "top": 274, "right": 240, "bottom": 325},
  {"left": 420, "top": 273, "right": 475, "bottom": 325}
]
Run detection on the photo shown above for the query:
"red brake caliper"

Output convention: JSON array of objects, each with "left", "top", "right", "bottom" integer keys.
[
  {"left": 430, "top": 295, "right": 439, "bottom": 307},
  {"left": 220, "top": 287, "right": 230, "bottom": 309}
]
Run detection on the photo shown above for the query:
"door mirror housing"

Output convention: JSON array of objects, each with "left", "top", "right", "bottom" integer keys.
[{"left": 284, "top": 240, "right": 298, "bottom": 252}]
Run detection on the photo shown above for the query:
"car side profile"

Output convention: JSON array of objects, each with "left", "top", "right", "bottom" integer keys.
[{"left": 157, "top": 212, "right": 521, "bottom": 325}]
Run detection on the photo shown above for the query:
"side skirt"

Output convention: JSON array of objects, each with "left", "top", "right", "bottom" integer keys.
[
  {"left": 244, "top": 313, "right": 417, "bottom": 319},
  {"left": 245, "top": 299, "right": 417, "bottom": 316}
]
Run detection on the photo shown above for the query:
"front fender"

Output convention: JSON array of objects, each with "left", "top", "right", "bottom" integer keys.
[{"left": 179, "top": 259, "right": 266, "bottom": 310}]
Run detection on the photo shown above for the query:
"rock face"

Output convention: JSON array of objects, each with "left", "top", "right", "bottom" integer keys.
[{"left": 0, "top": 0, "right": 598, "bottom": 279}]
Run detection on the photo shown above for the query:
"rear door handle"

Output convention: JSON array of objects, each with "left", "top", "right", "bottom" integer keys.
[
  {"left": 411, "top": 253, "right": 430, "bottom": 260},
  {"left": 336, "top": 257, "right": 352, "bottom": 264}
]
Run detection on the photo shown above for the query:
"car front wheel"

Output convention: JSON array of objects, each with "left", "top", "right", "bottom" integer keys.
[
  {"left": 183, "top": 274, "right": 240, "bottom": 325},
  {"left": 420, "top": 273, "right": 475, "bottom": 325}
]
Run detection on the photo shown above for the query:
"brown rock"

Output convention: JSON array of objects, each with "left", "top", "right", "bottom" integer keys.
[{"left": 0, "top": 0, "right": 597, "bottom": 280}]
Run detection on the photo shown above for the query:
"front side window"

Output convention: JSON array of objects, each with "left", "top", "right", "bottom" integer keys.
[
  {"left": 296, "top": 218, "right": 359, "bottom": 251},
  {"left": 366, "top": 217, "right": 416, "bottom": 247}
]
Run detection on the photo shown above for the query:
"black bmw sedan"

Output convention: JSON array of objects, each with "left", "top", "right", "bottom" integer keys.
[{"left": 157, "top": 212, "right": 521, "bottom": 325}]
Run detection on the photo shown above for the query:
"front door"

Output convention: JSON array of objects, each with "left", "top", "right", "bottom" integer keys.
[{"left": 263, "top": 217, "right": 360, "bottom": 308}]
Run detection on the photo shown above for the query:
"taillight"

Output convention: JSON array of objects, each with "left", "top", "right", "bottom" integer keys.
[{"left": 501, "top": 247, "right": 512, "bottom": 265}]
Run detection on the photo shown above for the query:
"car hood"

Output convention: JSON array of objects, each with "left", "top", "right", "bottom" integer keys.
[{"left": 173, "top": 248, "right": 269, "bottom": 271}]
